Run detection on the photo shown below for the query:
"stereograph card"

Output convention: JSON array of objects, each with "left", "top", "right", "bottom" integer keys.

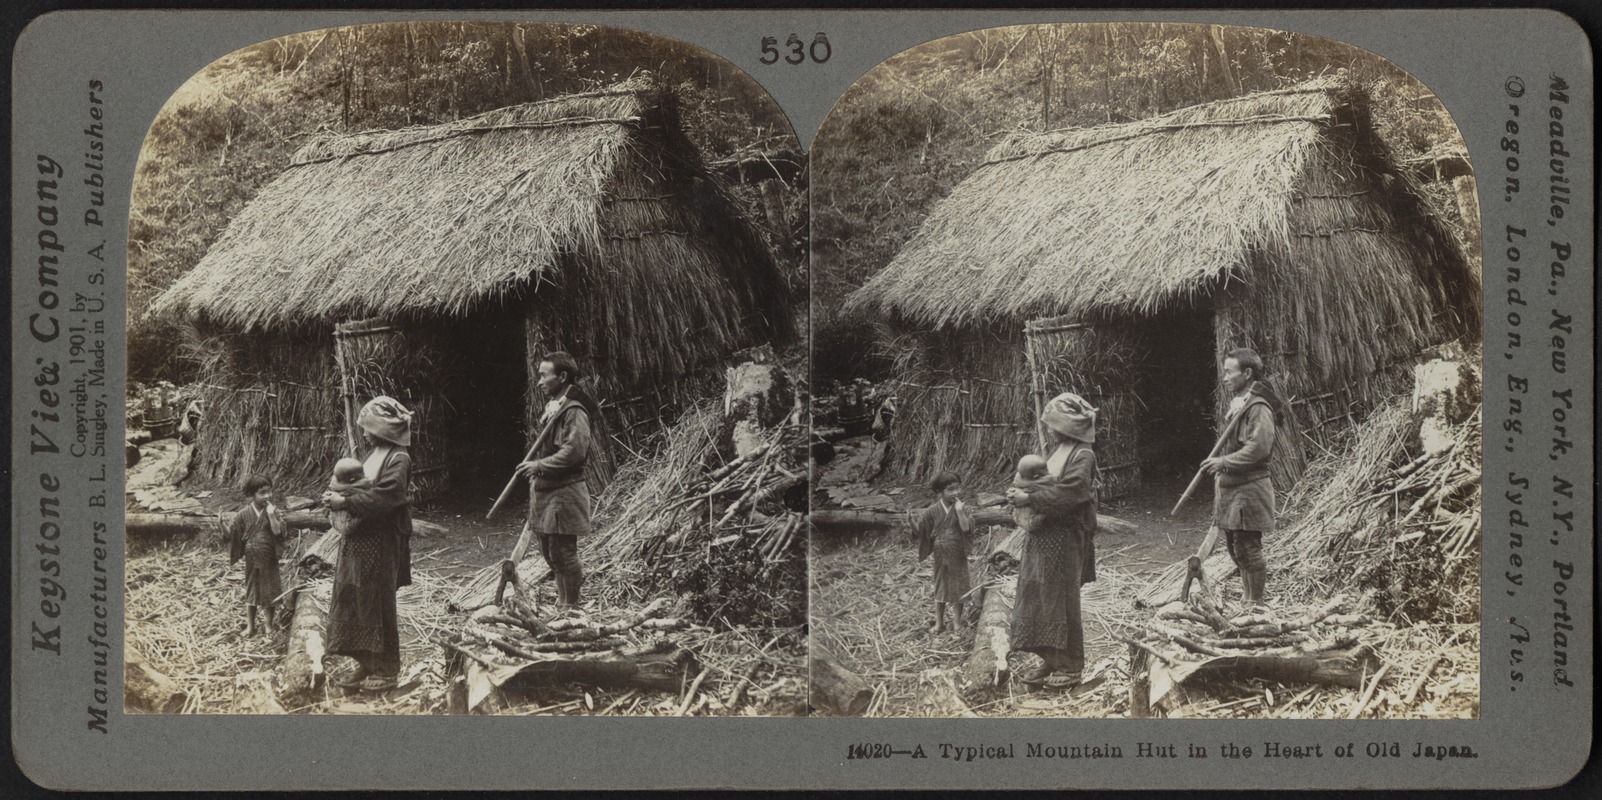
[{"left": 7, "top": 5, "right": 1593, "bottom": 792}]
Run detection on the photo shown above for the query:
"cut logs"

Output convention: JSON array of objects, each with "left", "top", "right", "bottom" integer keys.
[
  {"left": 1126, "top": 594, "right": 1386, "bottom": 713},
  {"left": 810, "top": 647, "right": 872, "bottom": 716},
  {"left": 441, "top": 598, "right": 702, "bottom": 710}
]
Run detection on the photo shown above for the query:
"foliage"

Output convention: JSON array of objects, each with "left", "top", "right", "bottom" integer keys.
[{"left": 129, "top": 22, "right": 802, "bottom": 380}]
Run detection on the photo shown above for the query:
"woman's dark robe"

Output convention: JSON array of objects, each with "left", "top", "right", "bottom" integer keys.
[
  {"left": 1008, "top": 442, "right": 1097, "bottom": 673},
  {"left": 326, "top": 446, "right": 412, "bottom": 675}
]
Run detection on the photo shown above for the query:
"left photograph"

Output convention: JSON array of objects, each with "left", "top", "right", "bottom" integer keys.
[{"left": 124, "top": 21, "right": 807, "bottom": 716}]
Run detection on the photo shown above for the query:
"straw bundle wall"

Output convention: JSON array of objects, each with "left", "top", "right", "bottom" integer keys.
[
  {"left": 1024, "top": 315, "right": 1145, "bottom": 499},
  {"left": 333, "top": 318, "right": 453, "bottom": 499},
  {"left": 883, "top": 325, "right": 1039, "bottom": 486},
  {"left": 188, "top": 328, "right": 346, "bottom": 496},
  {"left": 187, "top": 321, "right": 457, "bottom": 497}
]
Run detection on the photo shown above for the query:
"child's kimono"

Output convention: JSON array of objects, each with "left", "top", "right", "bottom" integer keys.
[
  {"left": 228, "top": 503, "right": 286, "bottom": 607},
  {"left": 914, "top": 500, "right": 972, "bottom": 604}
]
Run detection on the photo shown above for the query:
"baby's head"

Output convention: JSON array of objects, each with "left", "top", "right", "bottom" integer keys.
[
  {"left": 1016, "top": 454, "right": 1048, "bottom": 481},
  {"left": 332, "top": 457, "right": 365, "bottom": 484}
]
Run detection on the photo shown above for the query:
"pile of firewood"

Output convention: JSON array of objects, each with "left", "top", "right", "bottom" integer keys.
[
  {"left": 1123, "top": 593, "right": 1385, "bottom": 717},
  {"left": 438, "top": 597, "right": 699, "bottom": 712}
]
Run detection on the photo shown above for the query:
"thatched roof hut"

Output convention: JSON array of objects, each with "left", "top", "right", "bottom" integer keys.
[
  {"left": 156, "top": 80, "right": 793, "bottom": 498},
  {"left": 846, "top": 78, "right": 1479, "bottom": 496}
]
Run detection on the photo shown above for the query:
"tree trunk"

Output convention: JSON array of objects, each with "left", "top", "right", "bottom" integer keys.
[
  {"left": 277, "top": 583, "right": 330, "bottom": 702},
  {"left": 1210, "top": 26, "right": 1238, "bottom": 95},
  {"left": 125, "top": 511, "right": 448, "bottom": 539},
  {"left": 960, "top": 576, "right": 1015, "bottom": 699},
  {"left": 125, "top": 647, "right": 188, "bottom": 713},
  {"left": 810, "top": 508, "right": 1135, "bottom": 537},
  {"left": 809, "top": 648, "right": 872, "bottom": 716}
]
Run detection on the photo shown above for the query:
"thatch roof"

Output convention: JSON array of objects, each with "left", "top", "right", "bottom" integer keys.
[
  {"left": 154, "top": 79, "right": 789, "bottom": 345},
  {"left": 847, "top": 78, "right": 1477, "bottom": 330}
]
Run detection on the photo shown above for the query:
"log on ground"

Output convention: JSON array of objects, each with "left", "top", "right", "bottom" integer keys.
[
  {"left": 810, "top": 508, "right": 1135, "bottom": 537},
  {"left": 502, "top": 645, "right": 695, "bottom": 693},
  {"left": 810, "top": 648, "right": 872, "bottom": 716},
  {"left": 126, "top": 511, "right": 448, "bottom": 539},
  {"left": 277, "top": 583, "right": 330, "bottom": 702},
  {"left": 1183, "top": 646, "right": 1379, "bottom": 689},
  {"left": 960, "top": 578, "right": 1015, "bottom": 699},
  {"left": 125, "top": 646, "right": 188, "bottom": 713}
]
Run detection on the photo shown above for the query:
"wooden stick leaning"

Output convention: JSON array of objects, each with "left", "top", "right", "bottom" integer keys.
[
  {"left": 487, "top": 407, "right": 566, "bottom": 521},
  {"left": 1171, "top": 404, "right": 1250, "bottom": 516}
]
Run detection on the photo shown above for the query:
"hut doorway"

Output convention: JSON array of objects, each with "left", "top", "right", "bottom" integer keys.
[
  {"left": 1128, "top": 305, "right": 1219, "bottom": 488},
  {"left": 332, "top": 309, "right": 531, "bottom": 506},
  {"left": 432, "top": 308, "right": 531, "bottom": 503},
  {"left": 1023, "top": 305, "right": 1218, "bottom": 507}
]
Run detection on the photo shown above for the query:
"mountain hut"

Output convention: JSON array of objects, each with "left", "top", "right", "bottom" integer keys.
[
  {"left": 845, "top": 78, "right": 1480, "bottom": 498},
  {"left": 153, "top": 81, "right": 794, "bottom": 500}
]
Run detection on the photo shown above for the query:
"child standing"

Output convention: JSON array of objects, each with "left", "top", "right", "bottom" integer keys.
[
  {"left": 227, "top": 475, "right": 287, "bottom": 637},
  {"left": 914, "top": 471, "right": 974, "bottom": 635}
]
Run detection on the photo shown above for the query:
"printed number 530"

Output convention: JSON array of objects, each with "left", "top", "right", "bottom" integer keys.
[{"left": 760, "top": 34, "right": 831, "bottom": 65}]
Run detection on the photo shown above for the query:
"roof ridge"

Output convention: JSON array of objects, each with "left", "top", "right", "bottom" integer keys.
[
  {"left": 291, "top": 79, "right": 661, "bottom": 164},
  {"left": 987, "top": 77, "right": 1351, "bottom": 164}
]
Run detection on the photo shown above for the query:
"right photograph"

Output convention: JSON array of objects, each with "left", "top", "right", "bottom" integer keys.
[{"left": 809, "top": 23, "right": 1483, "bottom": 719}]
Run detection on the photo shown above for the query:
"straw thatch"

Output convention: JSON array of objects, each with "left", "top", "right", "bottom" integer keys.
[
  {"left": 155, "top": 79, "right": 790, "bottom": 361},
  {"left": 158, "top": 79, "right": 792, "bottom": 494},
  {"left": 848, "top": 78, "right": 1479, "bottom": 487}
]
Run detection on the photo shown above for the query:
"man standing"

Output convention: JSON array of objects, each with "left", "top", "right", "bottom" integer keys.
[
  {"left": 1202, "top": 348, "right": 1276, "bottom": 609},
  {"left": 516, "top": 351, "right": 593, "bottom": 609}
]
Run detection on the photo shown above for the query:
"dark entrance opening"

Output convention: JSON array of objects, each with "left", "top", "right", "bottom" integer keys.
[
  {"left": 1131, "top": 303, "right": 1219, "bottom": 488},
  {"left": 433, "top": 305, "right": 530, "bottom": 504}
]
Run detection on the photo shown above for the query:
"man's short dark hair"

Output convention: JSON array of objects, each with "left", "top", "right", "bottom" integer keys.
[
  {"left": 242, "top": 475, "right": 272, "bottom": 497},
  {"left": 1225, "top": 348, "right": 1265, "bottom": 380},
  {"left": 542, "top": 351, "right": 582, "bottom": 384},
  {"left": 930, "top": 471, "right": 960, "bottom": 492}
]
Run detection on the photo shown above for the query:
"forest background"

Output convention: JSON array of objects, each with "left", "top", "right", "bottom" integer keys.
[
  {"left": 812, "top": 22, "right": 1478, "bottom": 383},
  {"left": 127, "top": 21, "right": 806, "bottom": 382}
]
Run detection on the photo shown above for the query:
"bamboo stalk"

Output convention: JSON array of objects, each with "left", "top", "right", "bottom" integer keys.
[{"left": 1348, "top": 661, "right": 1390, "bottom": 719}]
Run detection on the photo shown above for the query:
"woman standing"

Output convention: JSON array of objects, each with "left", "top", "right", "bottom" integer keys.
[
  {"left": 323, "top": 396, "right": 414, "bottom": 692},
  {"left": 1004, "top": 392, "right": 1098, "bottom": 691}
]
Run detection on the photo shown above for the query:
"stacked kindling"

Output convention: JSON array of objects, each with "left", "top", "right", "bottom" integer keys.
[
  {"left": 439, "top": 597, "right": 696, "bottom": 711},
  {"left": 1124, "top": 595, "right": 1385, "bottom": 716}
]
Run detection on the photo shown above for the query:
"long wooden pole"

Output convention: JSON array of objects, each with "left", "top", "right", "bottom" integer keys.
[
  {"left": 486, "top": 407, "right": 564, "bottom": 520},
  {"left": 1171, "top": 400, "right": 1250, "bottom": 516},
  {"left": 1022, "top": 326, "right": 1048, "bottom": 452}
]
